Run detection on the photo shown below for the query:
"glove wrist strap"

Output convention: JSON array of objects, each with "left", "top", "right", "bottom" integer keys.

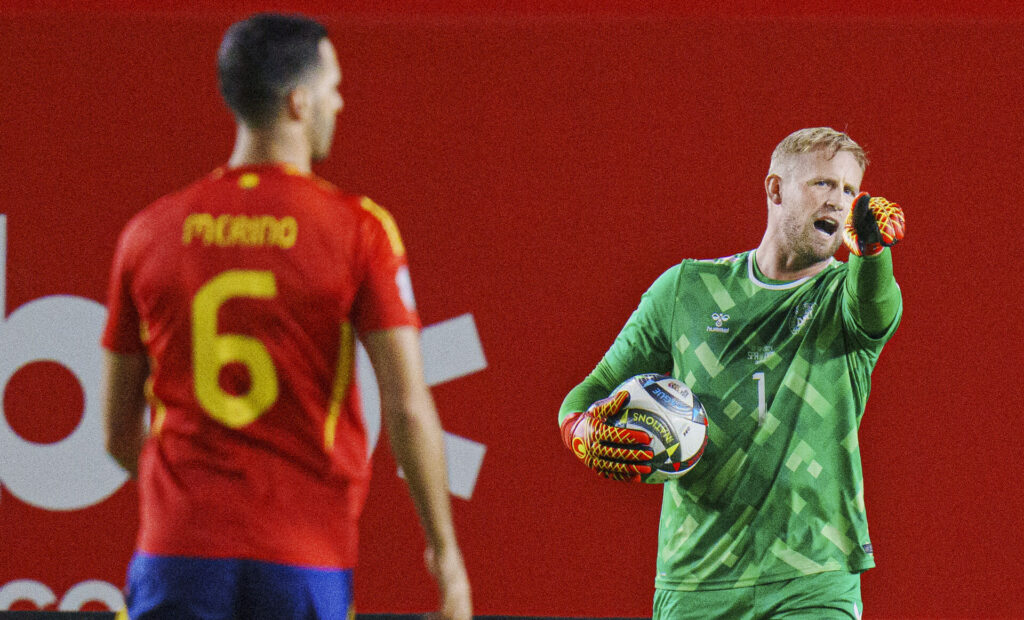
[{"left": 560, "top": 411, "right": 584, "bottom": 450}]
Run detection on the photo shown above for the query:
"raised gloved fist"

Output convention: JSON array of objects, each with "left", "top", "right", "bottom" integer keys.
[
  {"left": 843, "top": 192, "right": 905, "bottom": 257},
  {"left": 560, "top": 391, "right": 653, "bottom": 482}
]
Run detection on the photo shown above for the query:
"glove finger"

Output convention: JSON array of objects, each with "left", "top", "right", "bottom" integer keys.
[
  {"left": 608, "top": 390, "right": 629, "bottom": 411},
  {"left": 600, "top": 470, "right": 642, "bottom": 483},
  {"left": 853, "top": 191, "right": 871, "bottom": 214},
  {"left": 867, "top": 196, "right": 895, "bottom": 211},
  {"left": 842, "top": 226, "right": 862, "bottom": 257},
  {"left": 844, "top": 192, "right": 869, "bottom": 256},
  {"left": 591, "top": 442, "right": 653, "bottom": 463},
  {"left": 596, "top": 469, "right": 629, "bottom": 482},
  {"left": 594, "top": 423, "right": 651, "bottom": 446},
  {"left": 874, "top": 200, "right": 905, "bottom": 246},
  {"left": 851, "top": 192, "right": 872, "bottom": 234},
  {"left": 855, "top": 194, "right": 882, "bottom": 245},
  {"left": 589, "top": 391, "right": 630, "bottom": 420},
  {"left": 590, "top": 457, "right": 652, "bottom": 477},
  {"left": 884, "top": 221, "right": 903, "bottom": 245}
]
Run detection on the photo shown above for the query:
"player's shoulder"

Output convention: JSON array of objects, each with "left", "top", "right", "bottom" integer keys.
[
  {"left": 640, "top": 252, "right": 750, "bottom": 293},
  {"left": 677, "top": 251, "right": 751, "bottom": 277},
  {"left": 295, "top": 176, "right": 407, "bottom": 257},
  {"left": 307, "top": 181, "right": 402, "bottom": 230},
  {"left": 351, "top": 195, "right": 407, "bottom": 257},
  {"left": 302, "top": 173, "right": 391, "bottom": 220},
  {"left": 304, "top": 170, "right": 357, "bottom": 205},
  {"left": 136, "top": 167, "right": 227, "bottom": 217},
  {"left": 116, "top": 173, "right": 212, "bottom": 248},
  {"left": 689, "top": 251, "right": 750, "bottom": 267}
]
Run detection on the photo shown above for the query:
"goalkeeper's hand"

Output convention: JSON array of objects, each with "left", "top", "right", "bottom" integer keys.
[
  {"left": 843, "top": 192, "right": 906, "bottom": 257},
  {"left": 560, "top": 391, "right": 653, "bottom": 482}
]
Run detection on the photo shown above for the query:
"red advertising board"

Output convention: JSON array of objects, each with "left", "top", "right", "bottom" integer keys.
[{"left": 2, "top": 4, "right": 1023, "bottom": 617}]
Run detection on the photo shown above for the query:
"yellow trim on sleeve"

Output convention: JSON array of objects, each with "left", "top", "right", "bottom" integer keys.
[
  {"left": 144, "top": 365, "right": 167, "bottom": 436},
  {"left": 325, "top": 322, "right": 355, "bottom": 451},
  {"left": 359, "top": 196, "right": 406, "bottom": 256},
  {"left": 139, "top": 322, "right": 167, "bottom": 436}
]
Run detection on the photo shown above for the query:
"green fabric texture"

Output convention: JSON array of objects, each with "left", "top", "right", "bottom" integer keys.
[
  {"left": 845, "top": 250, "right": 901, "bottom": 338},
  {"left": 560, "top": 250, "right": 901, "bottom": 591},
  {"left": 652, "top": 569, "right": 862, "bottom": 619}
]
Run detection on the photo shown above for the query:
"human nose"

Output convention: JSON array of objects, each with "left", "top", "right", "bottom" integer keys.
[{"left": 825, "top": 186, "right": 844, "bottom": 210}]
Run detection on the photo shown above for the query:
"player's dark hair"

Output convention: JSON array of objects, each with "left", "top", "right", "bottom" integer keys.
[{"left": 217, "top": 13, "right": 329, "bottom": 128}]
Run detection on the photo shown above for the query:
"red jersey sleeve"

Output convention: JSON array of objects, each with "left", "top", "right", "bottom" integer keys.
[
  {"left": 351, "top": 197, "right": 421, "bottom": 333},
  {"left": 101, "top": 217, "right": 145, "bottom": 354}
]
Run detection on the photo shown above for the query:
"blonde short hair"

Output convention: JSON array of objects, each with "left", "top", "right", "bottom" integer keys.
[{"left": 769, "top": 127, "right": 868, "bottom": 173}]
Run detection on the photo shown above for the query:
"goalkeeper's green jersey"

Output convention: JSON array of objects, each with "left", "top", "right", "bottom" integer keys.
[{"left": 562, "top": 250, "right": 901, "bottom": 591}]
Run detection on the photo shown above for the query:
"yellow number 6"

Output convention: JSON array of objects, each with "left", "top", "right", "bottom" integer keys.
[{"left": 192, "top": 270, "right": 279, "bottom": 428}]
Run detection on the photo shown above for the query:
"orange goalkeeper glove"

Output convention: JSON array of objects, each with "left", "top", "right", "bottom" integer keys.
[
  {"left": 560, "top": 391, "right": 653, "bottom": 482},
  {"left": 844, "top": 192, "right": 905, "bottom": 257}
]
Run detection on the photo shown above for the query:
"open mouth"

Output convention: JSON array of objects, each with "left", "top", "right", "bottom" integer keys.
[{"left": 814, "top": 219, "right": 838, "bottom": 236}]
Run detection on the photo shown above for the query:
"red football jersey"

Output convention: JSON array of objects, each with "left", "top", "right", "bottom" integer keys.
[{"left": 102, "top": 163, "right": 420, "bottom": 568}]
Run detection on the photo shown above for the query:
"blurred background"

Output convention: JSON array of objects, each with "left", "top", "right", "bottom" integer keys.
[{"left": 2, "top": 1, "right": 1022, "bottom": 617}]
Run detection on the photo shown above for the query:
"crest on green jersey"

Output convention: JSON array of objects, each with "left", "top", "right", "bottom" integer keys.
[{"left": 788, "top": 301, "right": 817, "bottom": 334}]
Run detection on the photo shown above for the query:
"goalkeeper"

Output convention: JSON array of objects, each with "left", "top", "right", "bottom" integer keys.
[{"left": 559, "top": 127, "right": 904, "bottom": 619}]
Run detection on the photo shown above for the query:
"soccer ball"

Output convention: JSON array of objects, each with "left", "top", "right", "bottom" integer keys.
[{"left": 606, "top": 373, "right": 709, "bottom": 483}]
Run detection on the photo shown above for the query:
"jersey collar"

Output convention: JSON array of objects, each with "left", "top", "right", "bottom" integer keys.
[{"left": 747, "top": 250, "right": 834, "bottom": 290}]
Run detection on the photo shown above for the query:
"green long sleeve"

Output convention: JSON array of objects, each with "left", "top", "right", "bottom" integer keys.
[{"left": 844, "top": 249, "right": 902, "bottom": 339}]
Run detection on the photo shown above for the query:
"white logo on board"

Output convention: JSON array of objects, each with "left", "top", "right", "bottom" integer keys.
[
  {"left": 0, "top": 215, "right": 487, "bottom": 510},
  {"left": 0, "top": 579, "right": 124, "bottom": 611}
]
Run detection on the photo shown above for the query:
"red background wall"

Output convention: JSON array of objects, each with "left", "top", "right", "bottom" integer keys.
[{"left": 2, "top": 2, "right": 1023, "bottom": 617}]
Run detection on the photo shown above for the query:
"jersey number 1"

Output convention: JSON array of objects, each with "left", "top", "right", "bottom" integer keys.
[
  {"left": 752, "top": 371, "right": 767, "bottom": 427},
  {"left": 191, "top": 270, "right": 279, "bottom": 428}
]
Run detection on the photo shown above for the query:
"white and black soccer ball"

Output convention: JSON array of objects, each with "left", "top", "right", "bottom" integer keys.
[{"left": 606, "top": 373, "right": 709, "bottom": 483}]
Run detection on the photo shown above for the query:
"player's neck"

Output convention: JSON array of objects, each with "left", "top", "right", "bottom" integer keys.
[
  {"left": 227, "top": 124, "right": 313, "bottom": 174},
  {"left": 753, "top": 240, "right": 832, "bottom": 282}
]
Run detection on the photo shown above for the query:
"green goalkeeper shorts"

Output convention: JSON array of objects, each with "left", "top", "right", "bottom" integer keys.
[{"left": 652, "top": 570, "right": 862, "bottom": 620}]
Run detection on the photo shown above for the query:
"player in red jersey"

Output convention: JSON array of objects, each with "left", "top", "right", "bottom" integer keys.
[{"left": 102, "top": 13, "right": 471, "bottom": 620}]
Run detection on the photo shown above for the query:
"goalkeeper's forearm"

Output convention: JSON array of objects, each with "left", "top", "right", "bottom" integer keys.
[
  {"left": 845, "top": 250, "right": 902, "bottom": 338},
  {"left": 559, "top": 364, "right": 622, "bottom": 425}
]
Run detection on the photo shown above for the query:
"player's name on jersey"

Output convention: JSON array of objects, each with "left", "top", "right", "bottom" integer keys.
[{"left": 182, "top": 213, "right": 298, "bottom": 249}]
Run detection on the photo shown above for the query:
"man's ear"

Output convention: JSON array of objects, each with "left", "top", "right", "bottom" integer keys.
[
  {"left": 286, "top": 86, "right": 311, "bottom": 121},
  {"left": 765, "top": 174, "right": 783, "bottom": 205}
]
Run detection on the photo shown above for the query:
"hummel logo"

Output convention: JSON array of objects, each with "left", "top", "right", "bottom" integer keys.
[{"left": 707, "top": 313, "right": 730, "bottom": 333}]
